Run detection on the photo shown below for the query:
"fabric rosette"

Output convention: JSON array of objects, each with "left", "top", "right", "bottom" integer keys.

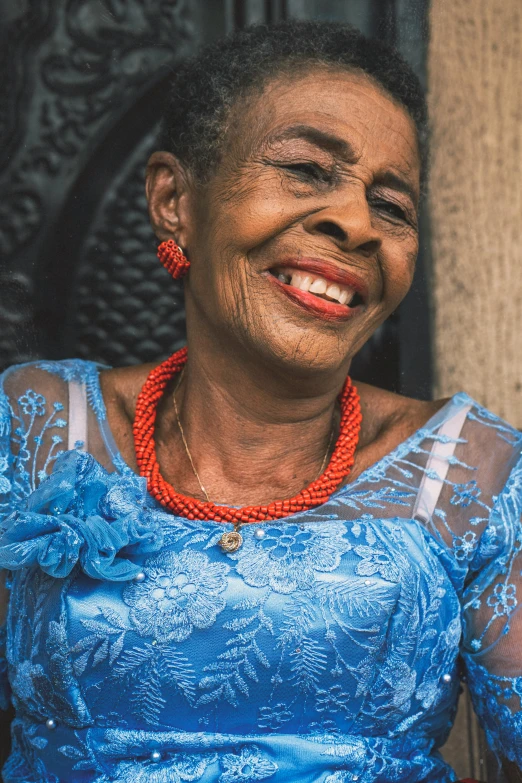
[{"left": 0, "top": 451, "right": 163, "bottom": 581}]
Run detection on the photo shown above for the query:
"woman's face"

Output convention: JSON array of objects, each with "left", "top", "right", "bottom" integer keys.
[{"left": 174, "top": 68, "right": 421, "bottom": 378}]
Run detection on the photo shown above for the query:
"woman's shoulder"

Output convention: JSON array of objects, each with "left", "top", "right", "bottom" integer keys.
[
  {"left": 357, "top": 381, "right": 520, "bottom": 443},
  {"left": 356, "top": 382, "right": 447, "bottom": 440},
  {"left": 0, "top": 359, "right": 156, "bottom": 473},
  {"left": 98, "top": 362, "right": 155, "bottom": 420},
  {"left": 98, "top": 363, "right": 157, "bottom": 472},
  {"left": 1, "top": 357, "right": 102, "bottom": 396},
  {"left": 352, "top": 382, "right": 447, "bottom": 478},
  {"left": 0, "top": 358, "right": 144, "bottom": 520},
  {"left": 353, "top": 382, "right": 521, "bottom": 484},
  {"left": 0, "top": 358, "right": 111, "bottom": 434}
]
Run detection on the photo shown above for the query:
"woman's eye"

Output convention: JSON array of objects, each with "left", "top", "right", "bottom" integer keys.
[
  {"left": 281, "top": 162, "right": 330, "bottom": 182},
  {"left": 372, "top": 199, "right": 409, "bottom": 223}
]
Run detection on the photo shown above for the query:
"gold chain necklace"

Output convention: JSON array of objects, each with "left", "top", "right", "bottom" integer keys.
[{"left": 172, "top": 370, "right": 334, "bottom": 552}]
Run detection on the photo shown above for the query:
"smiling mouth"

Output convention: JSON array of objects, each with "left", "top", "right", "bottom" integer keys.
[{"left": 269, "top": 266, "right": 365, "bottom": 308}]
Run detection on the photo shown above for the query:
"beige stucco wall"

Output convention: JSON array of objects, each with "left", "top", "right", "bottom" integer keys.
[{"left": 428, "top": 0, "right": 522, "bottom": 427}]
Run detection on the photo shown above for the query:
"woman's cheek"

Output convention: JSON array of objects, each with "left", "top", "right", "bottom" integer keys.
[
  {"left": 209, "top": 172, "right": 308, "bottom": 253},
  {"left": 380, "top": 239, "right": 418, "bottom": 308}
]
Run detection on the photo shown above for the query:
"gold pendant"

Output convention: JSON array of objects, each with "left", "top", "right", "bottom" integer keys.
[{"left": 218, "top": 530, "right": 243, "bottom": 553}]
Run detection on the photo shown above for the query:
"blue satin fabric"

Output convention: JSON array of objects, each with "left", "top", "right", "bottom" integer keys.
[{"left": 0, "top": 360, "right": 521, "bottom": 782}]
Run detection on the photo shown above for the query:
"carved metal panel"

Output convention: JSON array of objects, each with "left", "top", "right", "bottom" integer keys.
[
  {"left": 0, "top": 0, "right": 196, "bottom": 369},
  {"left": 71, "top": 131, "right": 187, "bottom": 366}
]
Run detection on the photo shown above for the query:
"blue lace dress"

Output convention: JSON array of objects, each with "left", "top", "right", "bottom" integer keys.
[{"left": 0, "top": 359, "right": 521, "bottom": 783}]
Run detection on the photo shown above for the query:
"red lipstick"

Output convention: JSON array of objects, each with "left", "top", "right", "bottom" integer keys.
[
  {"left": 265, "top": 256, "right": 367, "bottom": 321},
  {"left": 268, "top": 278, "right": 360, "bottom": 320},
  {"left": 277, "top": 257, "right": 369, "bottom": 300}
]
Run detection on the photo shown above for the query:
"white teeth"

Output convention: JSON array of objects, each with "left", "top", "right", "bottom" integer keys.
[
  {"left": 325, "top": 284, "right": 341, "bottom": 300},
  {"left": 274, "top": 266, "right": 359, "bottom": 306},
  {"left": 309, "top": 278, "right": 327, "bottom": 295}
]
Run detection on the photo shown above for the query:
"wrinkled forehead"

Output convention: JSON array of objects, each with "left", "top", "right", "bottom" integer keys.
[{"left": 223, "top": 67, "right": 421, "bottom": 188}]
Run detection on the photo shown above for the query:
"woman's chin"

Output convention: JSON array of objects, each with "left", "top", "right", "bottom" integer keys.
[{"left": 248, "top": 328, "right": 356, "bottom": 381}]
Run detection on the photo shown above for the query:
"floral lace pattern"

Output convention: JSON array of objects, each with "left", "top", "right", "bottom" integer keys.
[
  {"left": 0, "top": 359, "right": 520, "bottom": 782},
  {"left": 124, "top": 549, "right": 229, "bottom": 642},
  {"left": 232, "top": 522, "right": 351, "bottom": 593}
]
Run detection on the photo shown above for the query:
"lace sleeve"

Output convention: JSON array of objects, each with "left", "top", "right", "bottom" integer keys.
[
  {"left": 0, "top": 363, "right": 72, "bottom": 524},
  {"left": 461, "top": 448, "right": 522, "bottom": 767}
]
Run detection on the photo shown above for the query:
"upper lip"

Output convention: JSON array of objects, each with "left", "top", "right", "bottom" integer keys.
[{"left": 273, "top": 257, "right": 369, "bottom": 301}]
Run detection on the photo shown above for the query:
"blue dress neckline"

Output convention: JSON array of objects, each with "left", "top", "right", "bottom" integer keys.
[{"left": 92, "top": 363, "right": 473, "bottom": 508}]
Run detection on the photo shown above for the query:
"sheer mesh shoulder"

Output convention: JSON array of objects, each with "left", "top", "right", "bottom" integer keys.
[
  {"left": 421, "top": 400, "right": 520, "bottom": 581},
  {"left": 0, "top": 359, "right": 118, "bottom": 526},
  {"left": 1, "top": 362, "right": 70, "bottom": 520}
]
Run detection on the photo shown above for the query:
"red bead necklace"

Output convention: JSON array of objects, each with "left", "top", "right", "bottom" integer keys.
[{"left": 133, "top": 347, "right": 362, "bottom": 529}]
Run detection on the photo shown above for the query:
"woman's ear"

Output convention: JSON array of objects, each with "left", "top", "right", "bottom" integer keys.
[{"left": 146, "top": 151, "right": 193, "bottom": 247}]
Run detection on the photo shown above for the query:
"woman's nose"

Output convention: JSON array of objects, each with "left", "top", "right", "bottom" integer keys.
[{"left": 303, "top": 191, "right": 381, "bottom": 257}]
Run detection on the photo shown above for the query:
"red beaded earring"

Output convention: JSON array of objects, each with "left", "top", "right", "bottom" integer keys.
[{"left": 157, "top": 239, "right": 190, "bottom": 279}]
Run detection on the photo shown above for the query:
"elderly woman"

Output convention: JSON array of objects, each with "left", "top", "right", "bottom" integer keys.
[{"left": 0, "top": 19, "right": 520, "bottom": 783}]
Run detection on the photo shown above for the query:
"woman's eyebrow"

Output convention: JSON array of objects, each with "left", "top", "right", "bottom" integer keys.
[
  {"left": 266, "top": 125, "right": 418, "bottom": 205},
  {"left": 266, "top": 124, "right": 360, "bottom": 162}
]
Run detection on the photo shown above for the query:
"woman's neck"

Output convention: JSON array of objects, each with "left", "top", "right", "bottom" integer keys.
[
  {"left": 105, "top": 339, "right": 442, "bottom": 506},
  {"left": 154, "top": 341, "right": 346, "bottom": 506}
]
